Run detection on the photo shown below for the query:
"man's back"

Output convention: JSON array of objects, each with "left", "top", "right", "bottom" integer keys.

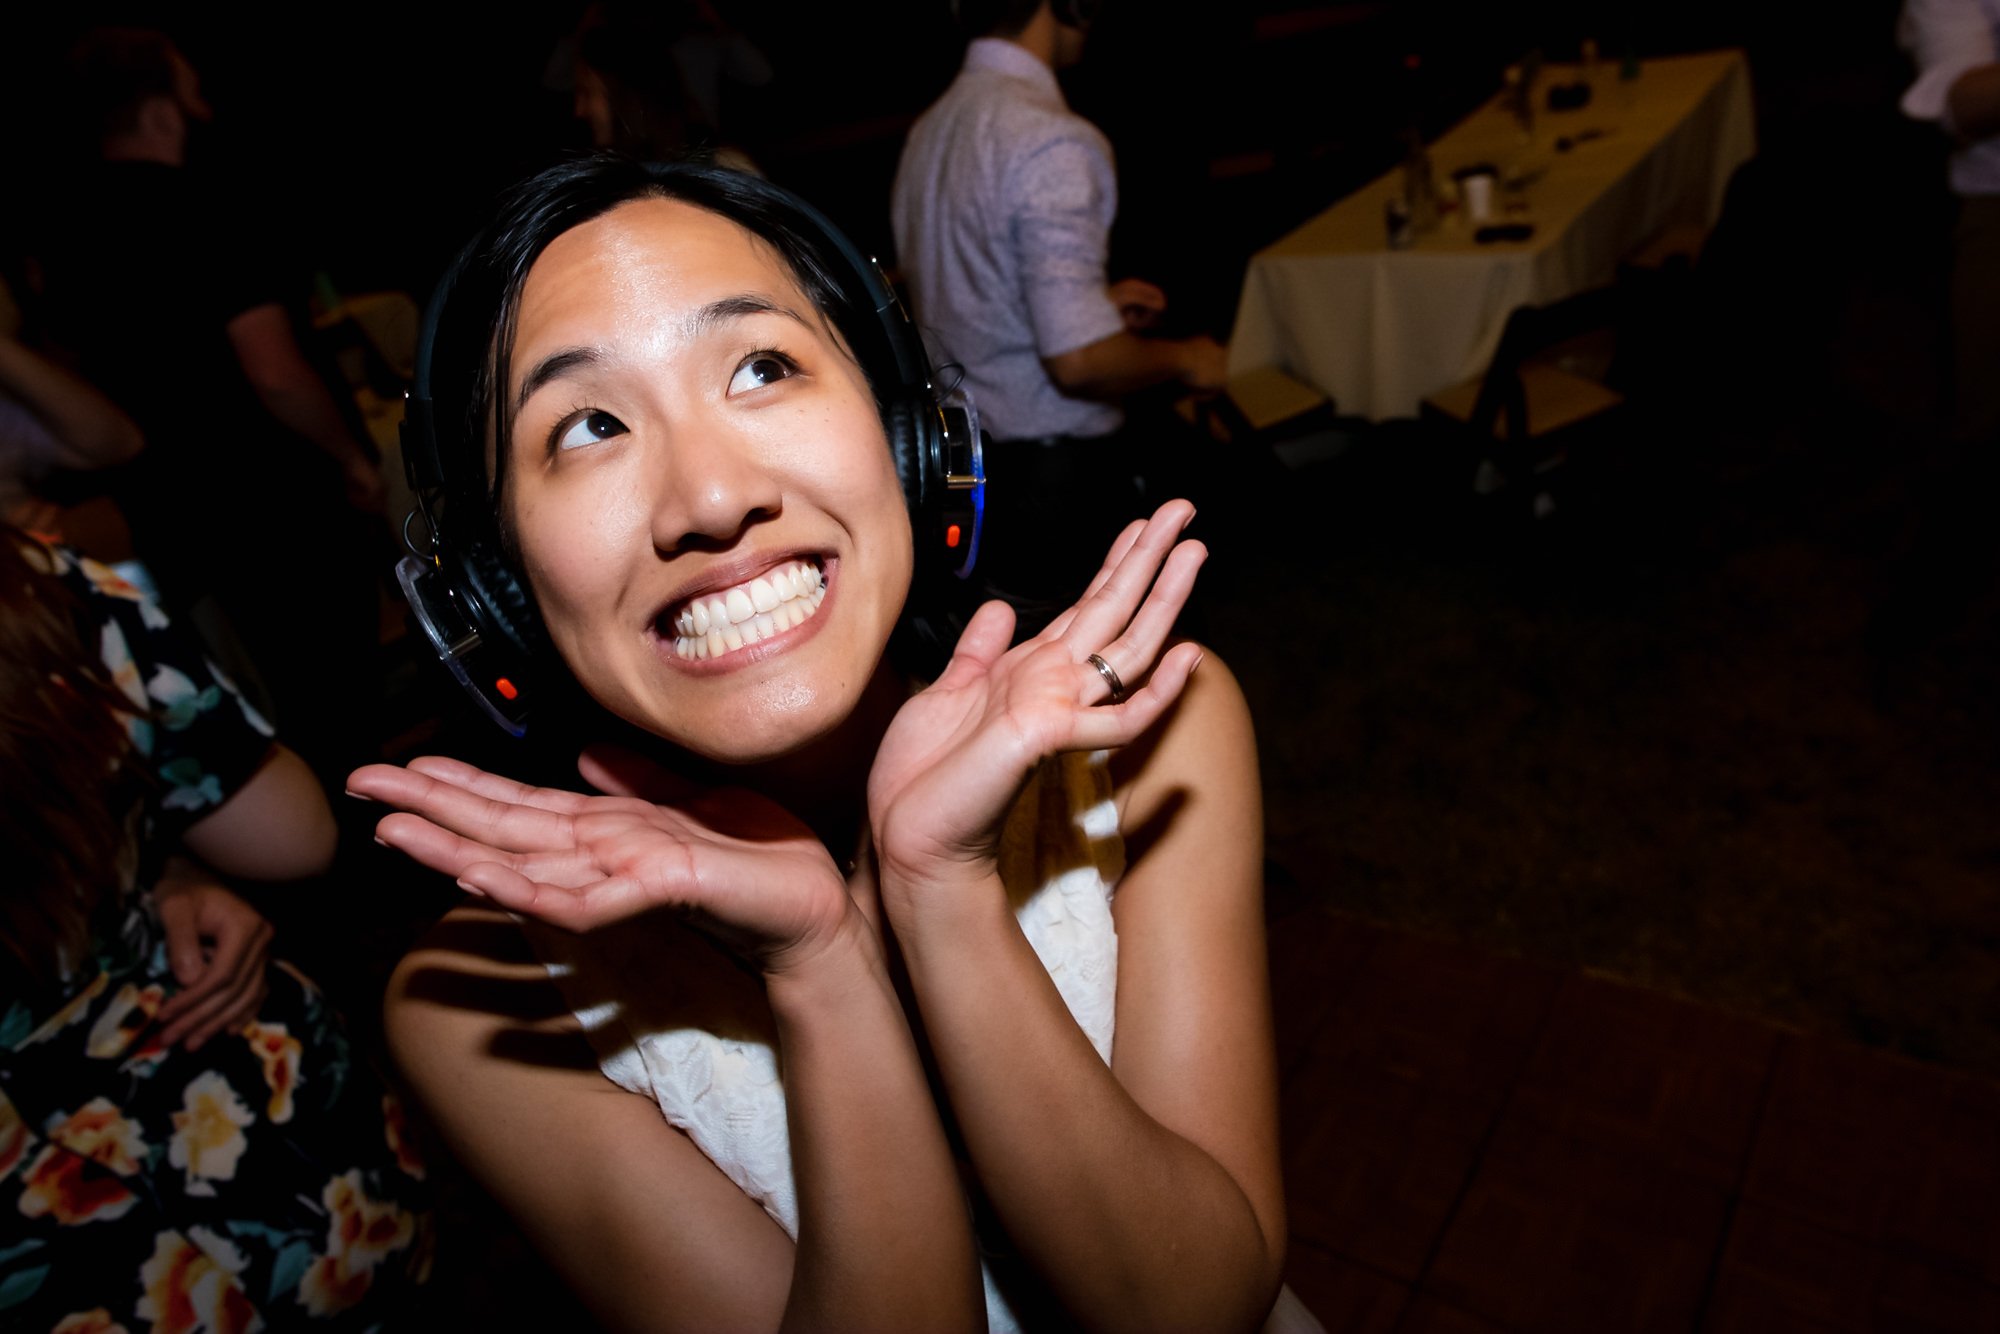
[{"left": 891, "top": 38, "right": 1124, "bottom": 441}]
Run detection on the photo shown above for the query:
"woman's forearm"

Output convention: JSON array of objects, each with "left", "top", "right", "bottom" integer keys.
[
  {"left": 885, "top": 884, "right": 1282, "bottom": 1333},
  {"left": 763, "top": 904, "right": 986, "bottom": 1333}
]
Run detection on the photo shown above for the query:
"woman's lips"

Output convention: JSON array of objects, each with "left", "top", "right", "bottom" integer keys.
[{"left": 660, "top": 557, "right": 826, "bottom": 662}]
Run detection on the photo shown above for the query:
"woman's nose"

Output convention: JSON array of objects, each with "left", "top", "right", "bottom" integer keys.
[{"left": 648, "top": 423, "right": 784, "bottom": 553}]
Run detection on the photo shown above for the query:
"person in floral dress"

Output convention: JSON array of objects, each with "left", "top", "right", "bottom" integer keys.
[{"left": 0, "top": 529, "right": 430, "bottom": 1329}]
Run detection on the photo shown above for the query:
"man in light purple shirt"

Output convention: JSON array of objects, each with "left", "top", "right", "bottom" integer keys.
[
  {"left": 1902, "top": 0, "right": 2000, "bottom": 441},
  {"left": 891, "top": 0, "right": 1226, "bottom": 610}
]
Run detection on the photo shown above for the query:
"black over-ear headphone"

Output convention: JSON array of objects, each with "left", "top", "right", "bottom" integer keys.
[{"left": 396, "top": 161, "right": 984, "bottom": 738}]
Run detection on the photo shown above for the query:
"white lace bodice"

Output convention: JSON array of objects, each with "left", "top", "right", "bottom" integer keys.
[{"left": 525, "top": 751, "right": 1125, "bottom": 1332}]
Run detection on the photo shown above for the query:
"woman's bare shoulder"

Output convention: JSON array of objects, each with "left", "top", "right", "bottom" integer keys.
[{"left": 1108, "top": 644, "right": 1260, "bottom": 858}]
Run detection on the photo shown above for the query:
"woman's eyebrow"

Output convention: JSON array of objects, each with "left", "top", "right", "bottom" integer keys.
[
  {"left": 514, "top": 346, "right": 603, "bottom": 417},
  {"left": 685, "top": 294, "right": 813, "bottom": 338}
]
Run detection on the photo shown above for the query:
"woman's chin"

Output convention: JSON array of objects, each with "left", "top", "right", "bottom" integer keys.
[
  {"left": 621, "top": 654, "right": 904, "bottom": 776},
  {"left": 633, "top": 681, "right": 850, "bottom": 770}
]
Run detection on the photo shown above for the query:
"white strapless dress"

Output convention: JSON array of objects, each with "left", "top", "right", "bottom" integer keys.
[{"left": 527, "top": 751, "right": 1320, "bottom": 1332}]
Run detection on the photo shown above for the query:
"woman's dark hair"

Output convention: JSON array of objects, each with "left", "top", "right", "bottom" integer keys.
[{"left": 427, "top": 154, "right": 901, "bottom": 533}]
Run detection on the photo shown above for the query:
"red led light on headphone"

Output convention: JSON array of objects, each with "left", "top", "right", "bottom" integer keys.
[
  {"left": 945, "top": 523, "right": 961, "bottom": 549},
  {"left": 494, "top": 677, "right": 519, "bottom": 701}
]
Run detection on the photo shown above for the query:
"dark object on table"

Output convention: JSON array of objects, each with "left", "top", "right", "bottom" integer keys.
[
  {"left": 1475, "top": 223, "right": 1536, "bottom": 244},
  {"left": 1385, "top": 196, "right": 1415, "bottom": 249},
  {"left": 1547, "top": 81, "right": 1592, "bottom": 111},
  {"left": 1556, "top": 128, "right": 1608, "bottom": 152}
]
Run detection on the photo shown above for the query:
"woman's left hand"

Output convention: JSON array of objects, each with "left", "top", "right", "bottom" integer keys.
[
  {"left": 151, "top": 860, "right": 274, "bottom": 1051},
  {"left": 868, "top": 499, "right": 1206, "bottom": 891}
]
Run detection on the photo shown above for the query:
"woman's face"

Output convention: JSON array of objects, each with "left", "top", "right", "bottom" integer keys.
[{"left": 501, "top": 197, "right": 914, "bottom": 763}]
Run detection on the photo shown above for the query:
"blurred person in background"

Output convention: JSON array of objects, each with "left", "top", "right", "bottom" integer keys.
[
  {"left": 1901, "top": 0, "right": 2000, "bottom": 446},
  {"left": 662, "top": 0, "right": 775, "bottom": 137},
  {"left": 0, "top": 525, "right": 430, "bottom": 1327},
  {"left": 892, "top": 0, "right": 1230, "bottom": 626},
  {"left": 21, "top": 27, "right": 385, "bottom": 783},
  {"left": 571, "top": 8, "right": 762, "bottom": 173},
  {"left": 1881, "top": 0, "right": 2000, "bottom": 651},
  {"left": 0, "top": 332, "right": 145, "bottom": 570}
]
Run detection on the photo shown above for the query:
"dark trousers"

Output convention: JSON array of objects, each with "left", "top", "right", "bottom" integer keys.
[
  {"left": 973, "top": 408, "right": 1267, "bottom": 639},
  {"left": 975, "top": 429, "right": 1148, "bottom": 626},
  {"left": 1952, "top": 195, "right": 2000, "bottom": 448}
]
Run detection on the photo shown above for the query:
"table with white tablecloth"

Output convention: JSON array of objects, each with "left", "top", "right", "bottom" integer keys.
[{"left": 1228, "top": 49, "right": 1756, "bottom": 422}]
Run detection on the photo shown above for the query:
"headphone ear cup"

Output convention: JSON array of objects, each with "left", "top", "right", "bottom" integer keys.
[
  {"left": 395, "top": 537, "right": 540, "bottom": 737},
  {"left": 884, "top": 396, "right": 933, "bottom": 512},
  {"left": 450, "top": 536, "right": 543, "bottom": 659}
]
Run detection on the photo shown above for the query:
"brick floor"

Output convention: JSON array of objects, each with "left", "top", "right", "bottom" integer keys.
[{"left": 1273, "top": 908, "right": 2000, "bottom": 1333}]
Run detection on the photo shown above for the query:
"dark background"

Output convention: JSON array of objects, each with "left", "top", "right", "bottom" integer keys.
[
  {"left": 0, "top": 1, "right": 1925, "bottom": 334},
  {"left": 10, "top": 2, "right": 1999, "bottom": 1324}
]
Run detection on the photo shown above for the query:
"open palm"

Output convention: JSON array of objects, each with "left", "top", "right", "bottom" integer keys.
[
  {"left": 349, "top": 751, "right": 850, "bottom": 969},
  {"left": 869, "top": 501, "right": 1208, "bottom": 887}
]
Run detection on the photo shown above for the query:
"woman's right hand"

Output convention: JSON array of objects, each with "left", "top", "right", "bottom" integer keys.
[{"left": 347, "top": 754, "right": 852, "bottom": 972}]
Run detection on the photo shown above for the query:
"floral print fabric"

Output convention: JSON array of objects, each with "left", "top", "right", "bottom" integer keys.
[{"left": 0, "top": 548, "right": 430, "bottom": 1329}]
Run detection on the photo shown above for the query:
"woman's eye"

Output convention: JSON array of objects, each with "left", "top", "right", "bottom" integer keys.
[
  {"left": 554, "top": 409, "right": 626, "bottom": 452},
  {"left": 728, "top": 353, "right": 796, "bottom": 396}
]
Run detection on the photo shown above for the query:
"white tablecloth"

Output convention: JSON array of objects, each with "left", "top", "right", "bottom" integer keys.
[{"left": 1228, "top": 50, "right": 1756, "bottom": 421}]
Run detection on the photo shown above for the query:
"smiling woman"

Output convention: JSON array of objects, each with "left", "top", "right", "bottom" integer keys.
[{"left": 351, "top": 155, "right": 1312, "bottom": 1334}]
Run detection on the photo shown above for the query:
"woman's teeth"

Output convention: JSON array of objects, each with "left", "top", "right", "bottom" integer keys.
[{"left": 669, "top": 560, "right": 826, "bottom": 661}]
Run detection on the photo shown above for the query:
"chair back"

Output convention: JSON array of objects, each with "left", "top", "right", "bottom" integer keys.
[{"left": 1464, "top": 285, "right": 1624, "bottom": 443}]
